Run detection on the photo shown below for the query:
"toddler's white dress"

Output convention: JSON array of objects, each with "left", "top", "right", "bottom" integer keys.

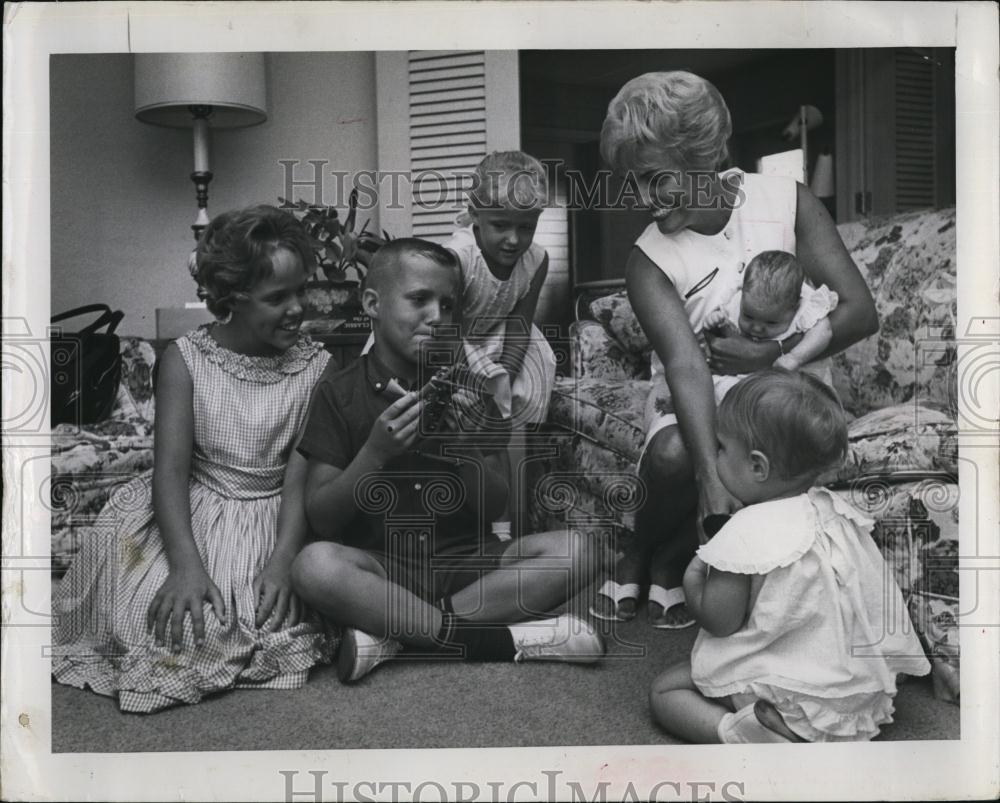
[
  {"left": 690, "top": 487, "right": 930, "bottom": 741},
  {"left": 52, "top": 326, "right": 338, "bottom": 712}
]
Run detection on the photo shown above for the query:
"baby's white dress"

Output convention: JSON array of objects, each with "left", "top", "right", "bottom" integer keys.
[
  {"left": 708, "top": 281, "right": 839, "bottom": 400},
  {"left": 690, "top": 487, "right": 930, "bottom": 741}
]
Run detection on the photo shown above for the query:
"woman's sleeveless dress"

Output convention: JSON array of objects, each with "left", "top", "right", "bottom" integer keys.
[{"left": 635, "top": 169, "right": 832, "bottom": 448}]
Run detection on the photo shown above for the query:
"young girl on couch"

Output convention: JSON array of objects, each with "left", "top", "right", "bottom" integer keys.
[
  {"left": 53, "top": 205, "right": 337, "bottom": 712},
  {"left": 593, "top": 70, "right": 878, "bottom": 628},
  {"left": 444, "top": 150, "right": 558, "bottom": 540},
  {"left": 649, "top": 370, "right": 929, "bottom": 743}
]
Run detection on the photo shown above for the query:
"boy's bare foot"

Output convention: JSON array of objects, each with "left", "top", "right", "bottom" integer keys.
[
  {"left": 754, "top": 699, "right": 807, "bottom": 742},
  {"left": 647, "top": 585, "right": 695, "bottom": 629}
]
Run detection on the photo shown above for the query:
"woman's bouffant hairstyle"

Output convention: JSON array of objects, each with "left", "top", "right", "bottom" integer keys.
[
  {"left": 600, "top": 71, "right": 732, "bottom": 174},
  {"left": 742, "top": 251, "right": 804, "bottom": 312},
  {"left": 466, "top": 150, "right": 549, "bottom": 212},
  {"left": 194, "top": 205, "right": 316, "bottom": 318},
  {"left": 717, "top": 369, "right": 848, "bottom": 480}
]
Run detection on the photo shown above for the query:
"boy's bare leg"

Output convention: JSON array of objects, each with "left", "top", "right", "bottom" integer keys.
[
  {"left": 649, "top": 660, "right": 731, "bottom": 743},
  {"left": 292, "top": 541, "right": 444, "bottom": 649},
  {"left": 449, "top": 529, "right": 611, "bottom": 622}
]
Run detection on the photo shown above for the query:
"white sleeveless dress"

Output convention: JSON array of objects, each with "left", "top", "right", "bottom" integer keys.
[{"left": 635, "top": 169, "right": 833, "bottom": 447}]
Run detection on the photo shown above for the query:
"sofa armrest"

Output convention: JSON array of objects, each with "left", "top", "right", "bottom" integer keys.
[{"left": 111, "top": 337, "right": 157, "bottom": 424}]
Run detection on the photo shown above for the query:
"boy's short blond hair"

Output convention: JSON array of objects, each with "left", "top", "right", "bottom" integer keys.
[
  {"left": 365, "top": 237, "right": 459, "bottom": 293},
  {"left": 467, "top": 150, "right": 548, "bottom": 212},
  {"left": 600, "top": 71, "right": 732, "bottom": 174}
]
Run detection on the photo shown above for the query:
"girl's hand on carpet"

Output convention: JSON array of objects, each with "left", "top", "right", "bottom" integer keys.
[
  {"left": 148, "top": 563, "right": 226, "bottom": 651},
  {"left": 253, "top": 560, "right": 301, "bottom": 630}
]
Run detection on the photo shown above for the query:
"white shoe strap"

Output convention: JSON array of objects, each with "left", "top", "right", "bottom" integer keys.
[
  {"left": 597, "top": 580, "right": 641, "bottom": 604},
  {"left": 648, "top": 585, "right": 685, "bottom": 611}
]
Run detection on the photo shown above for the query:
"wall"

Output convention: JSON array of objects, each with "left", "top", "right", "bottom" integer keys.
[{"left": 50, "top": 52, "right": 378, "bottom": 338}]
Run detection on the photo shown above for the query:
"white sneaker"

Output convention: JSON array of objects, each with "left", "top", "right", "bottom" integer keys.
[
  {"left": 337, "top": 628, "right": 402, "bottom": 683},
  {"left": 508, "top": 614, "right": 605, "bottom": 664}
]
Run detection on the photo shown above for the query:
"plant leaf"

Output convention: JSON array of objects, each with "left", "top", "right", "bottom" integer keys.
[{"left": 344, "top": 188, "right": 359, "bottom": 233}]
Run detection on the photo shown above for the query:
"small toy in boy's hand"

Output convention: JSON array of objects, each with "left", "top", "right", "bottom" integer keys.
[
  {"left": 702, "top": 514, "right": 731, "bottom": 539},
  {"left": 419, "top": 366, "right": 456, "bottom": 433}
]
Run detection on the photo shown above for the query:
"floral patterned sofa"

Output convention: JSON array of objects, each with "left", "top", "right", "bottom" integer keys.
[
  {"left": 535, "top": 206, "right": 959, "bottom": 702},
  {"left": 50, "top": 338, "right": 158, "bottom": 573}
]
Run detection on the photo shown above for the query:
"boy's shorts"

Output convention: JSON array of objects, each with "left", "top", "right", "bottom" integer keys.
[{"left": 368, "top": 537, "right": 510, "bottom": 604}]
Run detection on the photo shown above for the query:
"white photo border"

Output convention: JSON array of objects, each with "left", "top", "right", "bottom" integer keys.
[{"left": 3, "top": 2, "right": 998, "bottom": 801}]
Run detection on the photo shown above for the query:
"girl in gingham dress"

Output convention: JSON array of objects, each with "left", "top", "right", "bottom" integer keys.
[{"left": 53, "top": 206, "right": 337, "bottom": 712}]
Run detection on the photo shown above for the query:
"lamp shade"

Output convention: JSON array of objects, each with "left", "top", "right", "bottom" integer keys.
[{"left": 134, "top": 53, "right": 267, "bottom": 128}]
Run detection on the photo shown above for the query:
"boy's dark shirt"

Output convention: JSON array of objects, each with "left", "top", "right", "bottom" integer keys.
[{"left": 298, "top": 352, "right": 504, "bottom": 558}]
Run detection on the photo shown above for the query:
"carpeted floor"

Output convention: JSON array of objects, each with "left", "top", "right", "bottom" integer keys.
[{"left": 51, "top": 607, "right": 958, "bottom": 752}]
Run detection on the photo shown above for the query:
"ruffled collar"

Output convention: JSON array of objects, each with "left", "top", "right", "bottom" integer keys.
[
  {"left": 696, "top": 488, "right": 875, "bottom": 575},
  {"left": 186, "top": 325, "right": 324, "bottom": 383}
]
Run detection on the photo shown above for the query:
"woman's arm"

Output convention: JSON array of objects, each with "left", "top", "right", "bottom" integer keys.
[
  {"left": 793, "top": 183, "right": 879, "bottom": 355},
  {"left": 253, "top": 450, "right": 310, "bottom": 629},
  {"left": 626, "top": 250, "right": 739, "bottom": 521},
  {"left": 708, "top": 183, "right": 878, "bottom": 375},
  {"left": 147, "top": 344, "right": 226, "bottom": 649},
  {"left": 498, "top": 254, "right": 548, "bottom": 377},
  {"left": 682, "top": 555, "right": 750, "bottom": 637}
]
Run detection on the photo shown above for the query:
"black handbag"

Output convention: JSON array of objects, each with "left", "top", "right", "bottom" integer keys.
[{"left": 50, "top": 304, "right": 125, "bottom": 426}]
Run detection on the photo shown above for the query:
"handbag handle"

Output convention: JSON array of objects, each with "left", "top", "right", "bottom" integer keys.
[{"left": 51, "top": 304, "right": 124, "bottom": 337}]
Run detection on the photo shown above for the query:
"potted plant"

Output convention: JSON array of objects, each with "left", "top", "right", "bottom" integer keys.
[{"left": 279, "top": 188, "right": 390, "bottom": 335}]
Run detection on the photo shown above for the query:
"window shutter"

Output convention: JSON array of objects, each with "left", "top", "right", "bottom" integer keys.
[
  {"left": 894, "top": 50, "right": 936, "bottom": 211},
  {"left": 409, "top": 51, "right": 489, "bottom": 241},
  {"left": 376, "top": 51, "right": 520, "bottom": 243}
]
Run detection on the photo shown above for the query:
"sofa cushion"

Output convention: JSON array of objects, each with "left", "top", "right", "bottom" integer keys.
[
  {"left": 589, "top": 292, "right": 650, "bottom": 356},
  {"left": 111, "top": 337, "right": 157, "bottom": 422},
  {"left": 819, "top": 402, "right": 959, "bottom": 485},
  {"left": 571, "top": 320, "right": 646, "bottom": 381},
  {"left": 531, "top": 433, "right": 642, "bottom": 535},
  {"left": 50, "top": 336, "right": 157, "bottom": 573},
  {"left": 830, "top": 478, "right": 958, "bottom": 598},
  {"left": 832, "top": 207, "right": 957, "bottom": 417},
  {"left": 550, "top": 376, "right": 648, "bottom": 462}
]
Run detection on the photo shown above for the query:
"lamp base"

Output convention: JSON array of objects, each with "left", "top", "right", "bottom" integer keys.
[{"left": 190, "top": 171, "right": 214, "bottom": 241}]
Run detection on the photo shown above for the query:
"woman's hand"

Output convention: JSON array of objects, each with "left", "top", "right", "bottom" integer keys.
[
  {"left": 696, "top": 474, "right": 742, "bottom": 545},
  {"left": 253, "top": 557, "right": 301, "bottom": 630},
  {"left": 147, "top": 562, "right": 226, "bottom": 652},
  {"left": 704, "top": 331, "right": 789, "bottom": 375}
]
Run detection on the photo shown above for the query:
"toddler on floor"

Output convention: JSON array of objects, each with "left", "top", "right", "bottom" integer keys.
[{"left": 649, "top": 369, "right": 930, "bottom": 743}]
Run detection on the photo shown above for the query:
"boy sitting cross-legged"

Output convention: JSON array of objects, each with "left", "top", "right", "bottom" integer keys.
[{"left": 292, "top": 238, "right": 607, "bottom": 683}]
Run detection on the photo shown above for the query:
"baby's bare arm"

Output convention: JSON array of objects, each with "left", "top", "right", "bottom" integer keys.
[{"left": 775, "top": 317, "right": 833, "bottom": 371}]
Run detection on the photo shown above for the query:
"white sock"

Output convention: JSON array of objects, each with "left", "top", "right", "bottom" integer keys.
[
  {"left": 717, "top": 703, "right": 794, "bottom": 743},
  {"left": 492, "top": 520, "right": 512, "bottom": 541}
]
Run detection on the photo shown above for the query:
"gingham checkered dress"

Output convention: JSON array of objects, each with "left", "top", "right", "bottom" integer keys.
[{"left": 52, "top": 326, "right": 338, "bottom": 713}]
